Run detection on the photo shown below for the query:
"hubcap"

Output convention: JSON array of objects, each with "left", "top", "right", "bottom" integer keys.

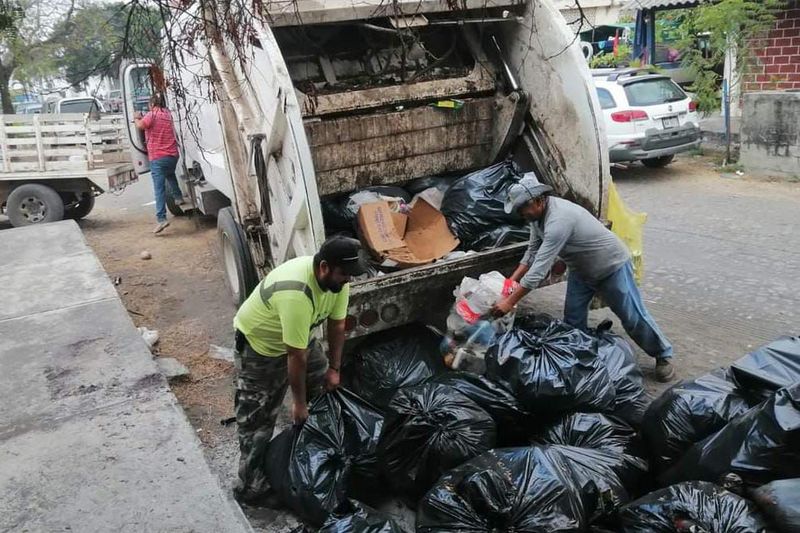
[
  {"left": 222, "top": 234, "right": 240, "bottom": 299},
  {"left": 19, "top": 196, "right": 46, "bottom": 223}
]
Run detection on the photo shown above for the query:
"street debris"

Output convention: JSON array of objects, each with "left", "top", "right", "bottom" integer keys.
[
  {"left": 208, "top": 344, "right": 235, "bottom": 363},
  {"left": 156, "top": 357, "right": 189, "bottom": 380},
  {"left": 316, "top": 500, "right": 405, "bottom": 533},
  {"left": 140, "top": 250, "right": 152, "bottom": 260},
  {"left": 137, "top": 326, "right": 159, "bottom": 349}
]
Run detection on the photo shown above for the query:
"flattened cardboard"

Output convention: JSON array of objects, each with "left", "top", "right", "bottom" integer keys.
[{"left": 357, "top": 198, "right": 459, "bottom": 269}]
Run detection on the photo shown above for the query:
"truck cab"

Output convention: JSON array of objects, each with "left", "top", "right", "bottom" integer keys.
[{"left": 124, "top": 0, "right": 610, "bottom": 337}]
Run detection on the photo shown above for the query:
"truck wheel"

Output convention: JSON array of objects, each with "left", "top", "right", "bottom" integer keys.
[
  {"left": 65, "top": 192, "right": 96, "bottom": 220},
  {"left": 217, "top": 207, "right": 258, "bottom": 306},
  {"left": 166, "top": 194, "right": 188, "bottom": 217},
  {"left": 7, "top": 184, "right": 65, "bottom": 227},
  {"left": 642, "top": 155, "right": 675, "bottom": 168}
]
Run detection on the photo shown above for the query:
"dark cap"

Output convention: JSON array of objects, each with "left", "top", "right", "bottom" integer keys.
[{"left": 318, "top": 235, "right": 368, "bottom": 276}]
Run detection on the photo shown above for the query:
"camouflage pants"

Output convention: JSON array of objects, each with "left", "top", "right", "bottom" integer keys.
[{"left": 233, "top": 337, "right": 328, "bottom": 500}]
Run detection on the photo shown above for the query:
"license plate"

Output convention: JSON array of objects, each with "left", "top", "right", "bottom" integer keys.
[{"left": 662, "top": 116, "right": 679, "bottom": 129}]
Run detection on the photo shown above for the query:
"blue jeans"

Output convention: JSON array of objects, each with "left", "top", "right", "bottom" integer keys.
[
  {"left": 150, "top": 156, "right": 181, "bottom": 223},
  {"left": 564, "top": 261, "right": 673, "bottom": 359}
]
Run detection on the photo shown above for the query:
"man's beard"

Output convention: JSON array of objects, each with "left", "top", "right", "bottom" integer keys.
[{"left": 319, "top": 275, "right": 345, "bottom": 293}]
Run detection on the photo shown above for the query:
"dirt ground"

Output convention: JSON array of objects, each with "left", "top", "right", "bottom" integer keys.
[{"left": 78, "top": 154, "right": 800, "bottom": 532}]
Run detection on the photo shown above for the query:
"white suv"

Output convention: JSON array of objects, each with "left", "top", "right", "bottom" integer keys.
[{"left": 593, "top": 68, "right": 701, "bottom": 167}]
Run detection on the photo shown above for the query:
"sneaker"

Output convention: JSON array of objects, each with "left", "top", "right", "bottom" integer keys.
[
  {"left": 173, "top": 197, "right": 185, "bottom": 206},
  {"left": 655, "top": 358, "right": 676, "bottom": 382},
  {"left": 153, "top": 221, "right": 170, "bottom": 234}
]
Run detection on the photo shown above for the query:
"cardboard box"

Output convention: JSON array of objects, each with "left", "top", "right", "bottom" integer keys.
[{"left": 357, "top": 198, "right": 460, "bottom": 269}]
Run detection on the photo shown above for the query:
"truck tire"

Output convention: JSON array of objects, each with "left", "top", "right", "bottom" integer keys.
[
  {"left": 217, "top": 206, "right": 258, "bottom": 306},
  {"left": 65, "top": 192, "right": 96, "bottom": 220},
  {"left": 166, "top": 194, "right": 188, "bottom": 217},
  {"left": 642, "top": 155, "right": 675, "bottom": 168},
  {"left": 7, "top": 183, "right": 65, "bottom": 227}
]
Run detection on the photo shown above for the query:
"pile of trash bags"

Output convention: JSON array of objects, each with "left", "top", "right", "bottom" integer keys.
[{"left": 264, "top": 318, "right": 800, "bottom": 531}]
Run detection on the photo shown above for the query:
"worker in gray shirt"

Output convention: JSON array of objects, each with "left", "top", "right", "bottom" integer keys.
[{"left": 491, "top": 173, "right": 675, "bottom": 382}]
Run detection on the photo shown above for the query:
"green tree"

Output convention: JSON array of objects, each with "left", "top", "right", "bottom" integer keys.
[
  {"left": 679, "top": 0, "right": 785, "bottom": 113},
  {"left": 51, "top": 2, "right": 161, "bottom": 89}
]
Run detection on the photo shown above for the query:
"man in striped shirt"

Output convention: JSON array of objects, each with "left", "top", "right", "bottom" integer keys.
[{"left": 134, "top": 93, "right": 183, "bottom": 234}]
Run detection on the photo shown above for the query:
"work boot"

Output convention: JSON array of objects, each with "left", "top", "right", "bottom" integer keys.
[
  {"left": 655, "top": 358, "right": 676, "bottom": 382},
  {"left": 153, "top": 221, "right": 170, "bottom": 234}
]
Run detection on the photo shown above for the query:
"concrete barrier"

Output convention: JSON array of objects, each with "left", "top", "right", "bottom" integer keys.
[{"left": 740, "top": 91, "right": 800, "bottom": 177}]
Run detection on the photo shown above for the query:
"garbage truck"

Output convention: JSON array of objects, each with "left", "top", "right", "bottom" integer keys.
[{"left": 120, "top": 0, "right": 610, "bottom": 338}]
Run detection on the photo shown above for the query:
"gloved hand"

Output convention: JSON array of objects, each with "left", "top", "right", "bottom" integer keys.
[{"left": 502, "top": 278, "right": 519, "bottom": 297}]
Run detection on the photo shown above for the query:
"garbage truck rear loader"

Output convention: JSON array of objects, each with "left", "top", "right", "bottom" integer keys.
[{"left": 129, "top": 0, "right": 609, "bottom": 338}]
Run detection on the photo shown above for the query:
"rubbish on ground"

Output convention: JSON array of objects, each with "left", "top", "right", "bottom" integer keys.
[
  {"left": 731, "top": 335, "right": 800, "bottom": 402},
  {"left": 140, "top": 250, "right": 152, "bottom": 260},
  {"left": 641, "top": 368, "right": 752, "bottom": 473},
  {"left": 531, "top": 411, "right": 639, "bottom": 457},
  {"left": 266, "top": 389, "right": 384, "bottom": 526},
  {"left": 208, "top": 344, "right": 235, "bottom": 363},
  {"left": 113, "top": 276, "right": 122, "bottom": 285},
  {"left": 617, "top": 481, "right": 768, "bottom": 532},
  {"left": 432, "top": 371, "right": 531, "bottom": 446},
  {"left": 660, "top": 382, "right": 800, "bottom": 487},
  {"left": 486, "top": 317, "right": 616, "bottom": 414},
  {"left": 417, "top": 445, "right": 630, "bottom": 532},
  {"left": 317, "top": 500, "right": 408, "bottom": 533},
  {"left": 345, "top": 324, "right": 445, "bottom": 408},
  {"left": 593, "top": 320, "right": 650, "bottom": 426},
  {"left": 440, "top": 161, "right": 529, "bottom": 251},
  {"left": 137, "top": 326, "right": 159, "bottom": 349},
  {"left": 530, "top": 412, "right": 648, "bottom": 491},
  {"left": 378, "top": 381, "right": 496, "bottom": 503},
  {"left": 155, "top": 357, "right": 189, "bottom": 380},
  {"left": 750, "top": 478, "right": 800, "bottom": 532},
  {"left": 357, "top": 197, "right": 459, "bottom": 269}
]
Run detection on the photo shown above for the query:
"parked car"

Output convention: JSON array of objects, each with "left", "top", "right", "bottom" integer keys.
[{"left": 593, "top": 67, "right": 700, "bottom": 167}]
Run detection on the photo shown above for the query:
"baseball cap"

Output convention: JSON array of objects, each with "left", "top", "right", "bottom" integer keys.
[
  {"left": 318, "top": 235, "right": 369, "bottom": 276},
  {"left": 503, "top": 172, "right": 553, "bottom": 214}
]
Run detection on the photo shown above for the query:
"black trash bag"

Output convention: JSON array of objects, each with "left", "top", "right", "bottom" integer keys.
[
  {"left": 660, "top": 383, "right": 800, "bottom": 488},
  {"left": 378, "top": 381, "right": 496, "bottom": 503},
  {"left": 531, "top": 412, "right": 649, "bottom": 491},
  {"left": 432, "top": 371, "right": 533, "bottom": 445},
  {"left": 731, "top": 336, "right": 800, "bottom": 403},
  {"left": 640, "top": 368, "right": 752, "bottom": 474},
  {"left": 531, "top": 412, "right": 640, "bottom": 456},
  {"left": 346, "top": 324, "right": 445, "bottom": 408},
  {"left": 593, "top": 320, "right": 651, "bottom": 427},
  {"left": 404, "top": 176, "right": 454, "bottom": 195},
  {"left": 318, "top": 500, "right": 408, "bottom": 533},
  {"left": 440, "top": 161, "right": 526, "bottom": 250},
  {"left": 750, "top": 478, "right": 800, "bottom": 533},
  {"left": 417, "top": 445, "right": 632, "bottom": 532},
  {"left": 617, "top": 481, "right": 769, "bottom": 532},
  {"left": 266, "top": 389, "right": 384, "bottom": 526},
  {"left": 469, "top": 224, "right": 530, "bottom": 251},
  {"left": 485, "top": 320, "right": 616, "bottom": 416},
  {"left": 321, "top": 186, "right": 412, "bottom": 235}
]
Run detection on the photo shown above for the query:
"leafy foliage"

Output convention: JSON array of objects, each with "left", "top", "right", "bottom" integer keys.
[
  {"left": 677, "top": 0, "right": 785, "bottom": 113},
  {"left": 589, "top": 43, "right": 633, "bottom": 68}
]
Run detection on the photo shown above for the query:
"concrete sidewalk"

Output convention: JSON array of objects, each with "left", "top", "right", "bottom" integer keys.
[{"left": 0, "top": 221, "right": 252, "bottom": 532}]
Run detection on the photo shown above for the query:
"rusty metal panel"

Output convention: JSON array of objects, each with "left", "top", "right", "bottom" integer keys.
[
  {"left": 315, "top": 145, "right": 490, "bottom": 195},
  {"left": 307, "top": 97, "right": 497, "bottom": 195}
]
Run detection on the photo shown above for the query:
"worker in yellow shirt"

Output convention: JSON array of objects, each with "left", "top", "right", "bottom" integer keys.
[{"left": 231, "top": 236, "right": 367, "bottom": 506}]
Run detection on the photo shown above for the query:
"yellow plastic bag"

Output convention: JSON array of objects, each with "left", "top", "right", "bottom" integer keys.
[{"left": 607, "top": 182, "right": 647, "bottom": 285}]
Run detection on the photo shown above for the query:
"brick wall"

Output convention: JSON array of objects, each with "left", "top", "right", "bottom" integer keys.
[{"left": 744, "top": 1, "right": 800, "bottom": 91}]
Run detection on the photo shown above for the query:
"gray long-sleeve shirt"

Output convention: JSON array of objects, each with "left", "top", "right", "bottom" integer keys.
[{"left": 519, "top": 196, "right": 630, "bottom": 290}]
